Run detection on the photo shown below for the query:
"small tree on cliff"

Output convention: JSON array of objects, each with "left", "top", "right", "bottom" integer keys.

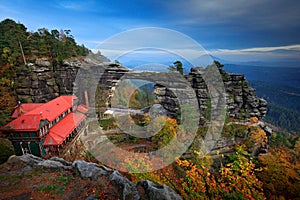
[
  {"left": 213, "top": 60, "right": 224, "bottom": 69},
  {"left": 174, "top": 61, "right": 184, "bottom": 75},
  {"left": 168, "top": 61, "right": 184, "bottom": 75}
]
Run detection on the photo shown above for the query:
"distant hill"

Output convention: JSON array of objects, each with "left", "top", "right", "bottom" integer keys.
[{"left": 223, "top": 64, "right": 300, "bottom": 89}]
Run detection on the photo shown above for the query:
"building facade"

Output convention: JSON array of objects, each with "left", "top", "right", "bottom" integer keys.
[{"left": 2, "top": 96, "right": 88, "bottom": 157}]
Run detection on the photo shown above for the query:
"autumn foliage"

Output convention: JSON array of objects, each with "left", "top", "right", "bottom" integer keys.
[{"left": 258, "top": 146, "right": 300, "bottom": 199}]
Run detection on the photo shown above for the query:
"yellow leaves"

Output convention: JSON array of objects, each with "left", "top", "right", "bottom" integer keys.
[
  {"left": 257, "top": 147, "right": 300, "bottom": 199},
  {"left": 225, "top": 163, "right": 232, "bottom": 167},
  {"left": 0, "top": 77, "right": 11, "bottom": 87},
  {"left": 193, "top": 150, "right": 201, "bottom": 156},
  {"left": 248, "top": 127, "right": 268, "bottom": 147},
  {"left": 294, "top": 138, "right": 300, "bottom": 157},
  {"left": 216, "top": 146, "right": 266, "bottom": 199},
  {"left": 151, "top": 117, "right": 178, "bottom": 148},
  {"left": 176, "top": 159, "right": 191, "bottom": 168},
  {"left": 174, "top": 148, "right": 266, "bottom": 199},
  {"left": 250, "top": 117, "right": 259, "bottom": 124}
]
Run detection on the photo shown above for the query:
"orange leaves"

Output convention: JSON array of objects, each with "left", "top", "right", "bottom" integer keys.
[
  {"left": 175, "top": 146, "right": 265, "bottom": 199},
  {"left": 249, "top": 128, "right": 268, "bottom": 147},
  {"left": 175, "top": 158, "right": 215, "bottom": 199},
  {"left": 175, "top": 158, "right": 190, "bottom": 168},
  {"left": 217, "top": 149, "right": 265, "bottom": 199},
  {"left": 250, "top": 117, "right": 259, "bottom": 124},
  {"left": 257, "top": 147, "right": 300, "bottom": 199},
  {"left": 294, "top": 138, "right": 300, "bottom": 157},
  {"left": 151, "top": 117, "right": 178, "bottom": 148},
  {"left": 123, "top": 146, "right": 266, "bottom": 199}
]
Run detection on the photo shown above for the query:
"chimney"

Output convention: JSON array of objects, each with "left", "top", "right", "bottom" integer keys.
[{"left": 84, "top": 90, "right": 89, "bottom": 108}]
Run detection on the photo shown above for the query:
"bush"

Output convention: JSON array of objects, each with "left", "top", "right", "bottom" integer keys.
[{"left": 0, "top": 138, "right": 15, "bottom": 164}]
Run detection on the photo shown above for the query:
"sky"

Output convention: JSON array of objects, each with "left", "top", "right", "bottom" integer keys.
[{"left": 1, "top": 0, "right": 300, "bottom": 65}]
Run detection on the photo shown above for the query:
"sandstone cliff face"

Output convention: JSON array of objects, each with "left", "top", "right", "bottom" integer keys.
[
  {"left": 154, "top": 67, "right": 267, "bottom": 124},
  {"left": 14, "top": 59, "right": 266, "bottom": 123},
  {"left": 15, "top": 58, "right": 81, "bottom": 103},
  {"left": 14, "top": 58, "right": 129, "bottom": 105}
]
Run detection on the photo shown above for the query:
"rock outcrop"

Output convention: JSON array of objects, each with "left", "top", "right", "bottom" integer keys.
[
  {"left": 137, "top": 180, "right": 182, "bottom": 200},
  {"left": 14, "top": 58, "right": 129, "bottom": 104},
  {"left": 15, "top": 58, "right": 81, "bottom": 103},
  {"left": 14, "top": 58, "right": 266, "bottom": 124},
  {"left": 154, "top": 67, "right": 267, "bottom": 124},
  {"left": 1, "top": 154, "right": 182, "bottom": 200}
]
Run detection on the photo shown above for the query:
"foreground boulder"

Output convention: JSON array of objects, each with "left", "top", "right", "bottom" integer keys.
[{"left": 0, "top": 154, "right": 182, "bottom": 200}]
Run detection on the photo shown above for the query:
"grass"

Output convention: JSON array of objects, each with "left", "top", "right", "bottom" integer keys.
[
  {"left": 57, "top": 174, "right": 70, "bottom": 186},
  {"left": 37, "top": 174, "right": 71, "bottom": 194},
  {"left": 99, "top": 118, "right": 117, "bottom": 130},
  {"left": 37, "top": 184, "right": 58, "bottom": 192}
]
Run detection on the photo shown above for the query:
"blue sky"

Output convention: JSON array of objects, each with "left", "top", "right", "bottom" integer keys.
[{"left": 1, "top": 0, "right": 300, "bottom": 64}]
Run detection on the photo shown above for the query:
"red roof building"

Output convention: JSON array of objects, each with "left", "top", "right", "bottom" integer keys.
[
  {"left": 44, "top": 113, "right": 86, "bottom": 146},
  {"left": 11, "top": 103, "right": 43, "bottom": 119},
  {"left": 2, "top": 96, "right": 88, "bottom": 157}
]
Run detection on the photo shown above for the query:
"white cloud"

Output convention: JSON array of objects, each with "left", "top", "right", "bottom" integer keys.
[
  {"left": 89, "top": 27, "right": 300, "bottom": 64},
  {"left": 209, "top": 44, "right": 300, "bottom": 62},
  {"left": 214, "top": 44, "right": 300, "bottom": 53}
]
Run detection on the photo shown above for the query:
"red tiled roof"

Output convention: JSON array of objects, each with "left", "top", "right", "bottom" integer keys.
[
  {"left": 43, "top": 112, "right": 86, "bottom": 146},
  {"left": 3, "top": 96, "right": 76, "bottom": 132},
  {"left": 77, "top": 104, "right": 89, "bottom": 114},
  {"left": 11, "top": 103, "right": 43, "bottom": 119},
  {"left": 43, "top": 132, "right": 64, "bottom": 146},
  {"left": 29, "top": 96, "right": 75, "bottom": 122},
  {"left": 4, "top": 114, "right": 44, "bottom": 131}
]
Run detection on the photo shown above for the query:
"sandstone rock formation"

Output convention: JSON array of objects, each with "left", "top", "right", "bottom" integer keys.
[
  {"left": 13, "top": 58, "right": 266, "bottom": 125},
  {"left": 15, "top": 58, "right": 80, "bottom": 103},
  {"left": 154, "top": 67, "right": 267, "bottom": 124}
]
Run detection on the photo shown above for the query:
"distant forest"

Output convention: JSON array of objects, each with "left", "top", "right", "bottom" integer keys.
[
  {"left": 0, "top": 18, "right": 90, "bottom": 66},
  {"left": 266, "top": 103, "right": 300, "bottom": 132},
  {"left": 250, "top": 81, "right": 300, "bottom": 132}
]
